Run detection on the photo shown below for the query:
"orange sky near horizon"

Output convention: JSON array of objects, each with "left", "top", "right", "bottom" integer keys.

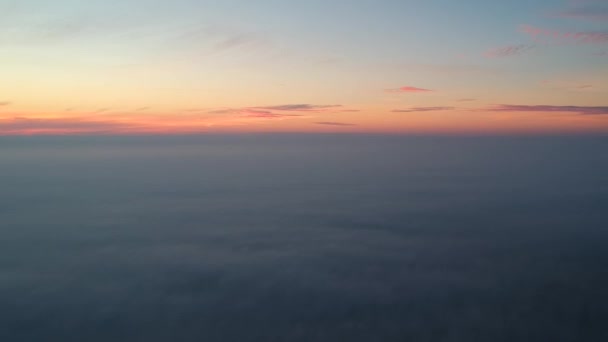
[{"left": 1, "top": 0, "right": 607, "bottom": 135}]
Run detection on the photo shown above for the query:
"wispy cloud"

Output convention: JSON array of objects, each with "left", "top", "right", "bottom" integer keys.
[
  {"left": 541, "top": 80, "right": 595, "bottom": 91},
  {"left": 204, "top": 104, "right": 352, "bottom": 121},
  {"left": 400, "top": 63, "right": 500, "bottom": 76},
  {"left": 486, "top": 104, "right": 608, "bottom": 115},
  {"left": 182, "top": 108, "right": 207, "bottom": 113},
  {"left": 392, "top": 107, "right": 456, "bottom": 113},
  {"left": 174, "top": 25, "right": 270, "bottom": 56},
  {"left": 206, "top": 104, "right": 358, "bottom": 118},
  {"left": 206, "top": 109, "right": 235, "bottom": 115},
  {"left": 0, "top": 17, "right": 92, "bottom": 45},
  {"left": 484, "top": 44, "right": 534, "bottom": 58},
  {"left": 213, "top": 33, "right": 263, "bottom": 51},
  {"left": 315, "top": 121, "right": 357, "bottom": 126},
  {"left": 241, "top": 109, "right": 302, "bottom": 118},
  {"left": 253, "top": 104, "right": 343, "bottom": 112},
  {"left": 520, "top": 24, "right": 608, "bottom": 44},
  {"left": 385, "top": 86, "right": 433, "bottom": 93},
  {"left": 456, "top": 98, "right": 477, "bottom": 102},
  {"left": 0, "top": 5, "right": 153, "bottom": 48},
  {"left": 0, "top": 101, "right": 11, "bottom": 107},
  {"left": 553, "top": 6, "right": 608, "bottom": 21}
]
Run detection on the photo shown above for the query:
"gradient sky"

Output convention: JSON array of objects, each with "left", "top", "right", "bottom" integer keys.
[{"left": 1, "top": 0, "right": 607, "bottom": 134}]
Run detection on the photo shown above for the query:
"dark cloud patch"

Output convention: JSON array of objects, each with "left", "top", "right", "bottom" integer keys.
[
  {"left": 392, "top": 107, "right": 456, "bottom": 113},
  {"left": 0, "top": 101, "right": 11, "bottom": 107}
]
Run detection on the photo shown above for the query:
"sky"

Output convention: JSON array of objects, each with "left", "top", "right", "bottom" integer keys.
[{"left": 0, "top": 0, "right": 607, "bottom": 135}]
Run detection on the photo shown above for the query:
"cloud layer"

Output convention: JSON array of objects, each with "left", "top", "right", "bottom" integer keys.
[
  {"left": 487, "top": 105, "right": 608, "bottom": 115},
  {"left": 315, "top": 121, "right": 357, "bottom": 126},
  {"left": 0, "top": 117, "right": 136, "bottom": 134},
  {"left": 204, "top": 103, "right": 353, "bottom": 122},
  {"left": 392, "top": 107, "right": 456, "bottom": 113},
  {"left": 385, "top": 86, "right": 433, "bottom": 93},
  {"left": 253, "top": 104, "right": 343, "bottom": 112}
]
